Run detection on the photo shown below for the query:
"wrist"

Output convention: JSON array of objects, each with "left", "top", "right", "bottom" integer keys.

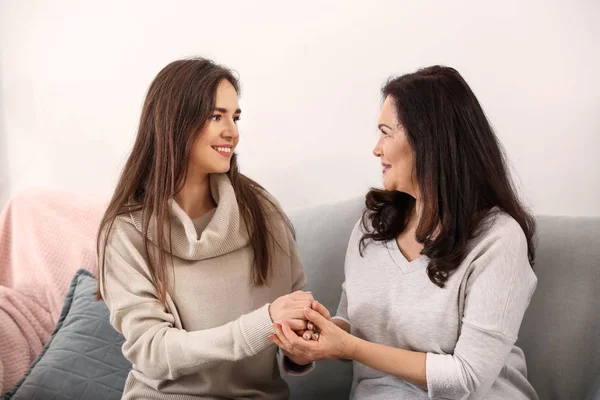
[
  {"left": 343, "top": 333, "right": 360, "bottom": 360},
  {"left": 267, "top": 303, "right": 274, "bottom": 322}
]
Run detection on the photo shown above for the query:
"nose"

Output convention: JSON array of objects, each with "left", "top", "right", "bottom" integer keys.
[
  {"left": 373, "top": 139, "right": 383, "bottom": 158},
  {"left": 221, "top": 119, "right": 239, "bottom": 141}
]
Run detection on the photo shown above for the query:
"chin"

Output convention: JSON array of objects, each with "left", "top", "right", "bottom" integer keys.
[
  {"left": 214, "top": 164, "right": 232, "bottom": 174},
  {"left": 209, "top": 169, "right": 229, "bottom": 175},
  {"left": 382, "top": 177, "right": 394, "bottom": 191}
]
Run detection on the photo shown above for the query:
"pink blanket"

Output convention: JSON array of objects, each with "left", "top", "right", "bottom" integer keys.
[{"left": 0, "top": 188, "right": 105, "bottom": 393}]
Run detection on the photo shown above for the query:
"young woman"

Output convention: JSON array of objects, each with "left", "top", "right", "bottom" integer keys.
[
  {"left": 97, "top": 58, "right": 313, "bottom": 400},
  {"left": 270, "top": 66, "right": 539, "bottom": 400}
]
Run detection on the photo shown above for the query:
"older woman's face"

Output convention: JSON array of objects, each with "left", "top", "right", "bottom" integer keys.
[{"left": 372, "top": 96, "right": 418, "bottom": 197}]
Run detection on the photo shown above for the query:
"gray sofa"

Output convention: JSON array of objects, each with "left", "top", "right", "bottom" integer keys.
[
  {"left": 287, "top": 197, "right": 600, "bottom": 400},
  {"left": 5, "top": 197, "right": 598, "bottom": 399}
]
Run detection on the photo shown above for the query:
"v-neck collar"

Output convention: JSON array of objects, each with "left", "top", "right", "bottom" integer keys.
[{"left": 387, "top": 239, "right": 429, "bottom": 274}]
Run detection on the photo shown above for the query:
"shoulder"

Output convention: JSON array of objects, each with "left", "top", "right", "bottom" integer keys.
[
  {"left": 244, "top": 182, "right": 297, "bottom": 250},
  {"left": 350, "top": 217, "right": 366, "bottom": 241},
  {"left": 466, "top": 209, "right": 532, "bottom": 276},
  {"left": 255, "top": 187, "right": 282, "bottom": 212},
  {"left": 252, "top": 184, "right": 290, "bottom": 225},
  {"left": 231, "top": 173, "right": 288, "bottom": 222},
  {"left": 345, "top": 216, "right": 371, "bottom": 257},
  {"left": 476, "top": 210, "right": 528, "bottom": 254},
  {"left": 99, "top": 209, "right": 145, "bottom": 257},
  {"left": 251, "top": 183, "right": 283, "bottom": 213}
]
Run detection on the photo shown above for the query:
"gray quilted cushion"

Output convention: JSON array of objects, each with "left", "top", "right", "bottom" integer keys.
[{"left": 2, "top": 269, "right": 131, "bottom": 400}]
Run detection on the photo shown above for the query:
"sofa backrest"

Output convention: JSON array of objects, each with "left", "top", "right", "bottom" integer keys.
[
  {"left": 287, "top": 198, "right": 363, "bottom": 399},
  {"left": 517, "top": 215, "right": 600, "bottom": 400}
]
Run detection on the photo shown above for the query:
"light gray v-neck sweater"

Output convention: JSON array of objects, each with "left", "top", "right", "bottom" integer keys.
[{"left": 335, "top": 210, "right": 538, "bottom": 400}]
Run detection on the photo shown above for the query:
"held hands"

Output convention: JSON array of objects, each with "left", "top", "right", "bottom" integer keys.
[
  {"left": 269, "top": 290, "right": 315, "bottom": 331},
  {"left": 268, "top": 300, "right": 356, "bottom": 364}
]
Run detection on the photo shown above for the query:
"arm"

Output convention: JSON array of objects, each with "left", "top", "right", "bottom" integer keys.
[
  {"left": 333, "top": 318, "right": 350, "bottom": 333},
  {"left": 330, "top": 219, "right": 361, "bottom": 334},
  {"left": 351, "top": 338, "right": 427, "bottom": 389},
  {"left": 332, "top": 281, "right": 351, "bottom": 333},
  {"left": 307, "top": 281, "right": 427, "bottom": 386},
  {"left": 100, "top": 243, "right": 276, "bottom": 381},
  {"left": 423, "top": 222, "right": 537, "bottom": 398}
]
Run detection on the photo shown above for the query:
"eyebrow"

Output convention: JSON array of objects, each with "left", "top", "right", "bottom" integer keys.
[
  {"left": 214, "top": 107, "right": 242, "bottom": 114},
  {"left": 378, "top": 124, "right": 393, "bottom": 130}
]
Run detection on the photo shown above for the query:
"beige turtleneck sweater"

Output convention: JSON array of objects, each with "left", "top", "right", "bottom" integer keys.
[{"left": 99, "top": 174, "right": 307, "bottom": 400}]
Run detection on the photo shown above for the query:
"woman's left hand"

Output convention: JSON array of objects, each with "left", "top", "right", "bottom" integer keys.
[{"left": 269, "top": 306, "right": 357, "bottom": 361}]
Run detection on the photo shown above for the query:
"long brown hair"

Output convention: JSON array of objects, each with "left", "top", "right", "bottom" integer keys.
[
  {"left": 97, "top": 57, "right": 291, "bottom": 303},
  {"left": 361, "top": 65, "right": 536, "bottom": 287}
]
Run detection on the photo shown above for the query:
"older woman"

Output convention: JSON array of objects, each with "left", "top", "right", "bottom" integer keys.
[{"left": 270, "top": 66, "right": 539, "bottom": 400}]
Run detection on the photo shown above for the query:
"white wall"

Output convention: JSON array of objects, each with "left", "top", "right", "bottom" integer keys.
[{"left": 1, "top": 0, "right": 599, "bottom": 216}]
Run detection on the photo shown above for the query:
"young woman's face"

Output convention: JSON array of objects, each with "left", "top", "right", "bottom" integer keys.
[
  {"left": 373, "top": 96, "right": 418, "bottom": 197},
  {"left": 190, "top": 79, "right": 241, "bottom": 175}
]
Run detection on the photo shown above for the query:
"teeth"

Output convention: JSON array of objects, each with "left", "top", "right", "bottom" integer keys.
[{"left": 214, "top": 147, "right": 231, "bottom": 153}]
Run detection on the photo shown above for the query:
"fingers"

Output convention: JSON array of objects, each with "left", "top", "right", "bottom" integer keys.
[
  {"left": 283, "top": 300, "right": 325, "bottom": 319},
  {"left": 280, "top": 321, "right": 302, "bottom": 344},
  {"left": 272, "top": 323, "right": 294, "bottom": 353},
  {"left": 311, "top": 300, "right": 332, "bottom": 320},
  {"left": 268, "top": 333, "right": 285, "bottom": 349},
  {"left": 287, "top": 319, "right": 308, "bottom": 331},
  {"left": 304, "top": 306, "right": 328, "bottom": 330},
  {"left": 284, "top": 307, "right": 314, "bottom": 320},
  {"left": 274, "top": 294, "right": 329, "bottom": 327},
  {"left": 304, "top": 322, "right": 320, "bottom": 340},
  {"left": 296, "top": 329, "right": 313, "bottom": 340},
  {"left": 280, "top": 321, "right": 318, "bottom": 352}
]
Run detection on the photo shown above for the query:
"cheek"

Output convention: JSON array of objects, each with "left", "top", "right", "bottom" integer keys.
[
  {"left": 192, "top": 128, "right": 219, "bottom": 157},
  {"left": 391, "top": 141, "right": 413, "bottom": 168},
  {"left": 192, "top": 139, "right": 211, "bottom": 160},
  {"left": 385, "top": 142, "right": 415, "bottom": 186},
  {"left": 384, "top": 141, "right": 403, "bottom": 166},
  {"left": 190, "top": 137, "right": 216, "bottom": 167}
]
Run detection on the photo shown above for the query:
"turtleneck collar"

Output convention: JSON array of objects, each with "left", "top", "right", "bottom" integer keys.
[{"left": 124, "top": 173, "right": 250, "bottom": 260}]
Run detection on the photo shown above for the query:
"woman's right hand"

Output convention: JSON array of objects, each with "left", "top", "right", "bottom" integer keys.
[{"left": 269, "top": 291, "right": 314, "bottom": 331}]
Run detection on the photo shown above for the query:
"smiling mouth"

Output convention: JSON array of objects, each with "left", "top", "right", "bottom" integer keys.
[{"left": 212, "top": 146, "right": 233, "bottom": 157}]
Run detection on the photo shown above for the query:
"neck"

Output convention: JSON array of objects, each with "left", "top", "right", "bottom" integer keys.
[
  {"left": 174, "top": 169, "right": 216, "bottom": 220},
  {"left": 405, "top": 200, "right": 421, "bottom": 235},
  {"left": 395, "top": 198, "right": 424, "bottom": 261},
  {"left": 404, "top": 198, "right": 441, "bottom": 241}
]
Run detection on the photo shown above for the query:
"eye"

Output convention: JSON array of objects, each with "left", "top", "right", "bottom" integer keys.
[
  {"left": 211, "top": 114, "right": 221, "bottom": 122},
  {"left": 233, "top": 115, "right": 241, "bottom": 124}
]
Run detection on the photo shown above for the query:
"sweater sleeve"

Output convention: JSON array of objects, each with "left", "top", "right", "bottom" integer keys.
[
  {"left": 100, "top": 241, "right": 275, "bottom": 381},
  {"left": 333, "top": 219, "right": 360, "bottom": 325},
  {"left": 278, "top": 349, "right": 316, "bottom": 376},
  {"left": 333, "top": 281, "right": 350, "bottom": 325},
  {"left": 426, "top": 218, "right": 537, "bottom": 399}
]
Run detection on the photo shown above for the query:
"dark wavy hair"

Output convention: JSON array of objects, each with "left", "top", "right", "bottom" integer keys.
[{"left": 360, "top": 65, "right": 535, "bottom": 287}]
